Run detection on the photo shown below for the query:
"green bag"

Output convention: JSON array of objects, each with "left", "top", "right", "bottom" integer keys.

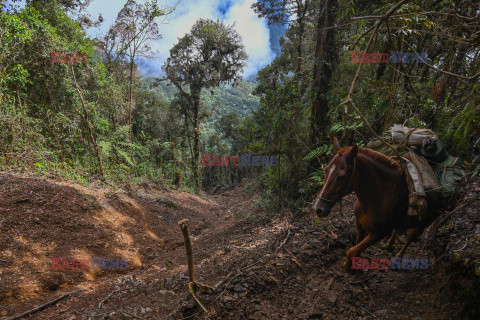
[
  {"left": 366, "top": 139, "right": 409, "bottom": 157},
  {"left": 431, "top": 156, "right": 465, "bottom": 198}
]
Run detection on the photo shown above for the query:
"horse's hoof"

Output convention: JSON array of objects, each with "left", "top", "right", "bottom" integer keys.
[{"left": 343, "top": 261, "right": 353, "bottom": 272}]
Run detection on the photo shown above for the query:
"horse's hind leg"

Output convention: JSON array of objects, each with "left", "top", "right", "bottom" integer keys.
[
  {"left": 385, "top": 229, "right": 397, "bottom": 251},
  {"left": 344, "top": 233, "right": 383, "bottom": 270},
  {"left": 355, "top": 221, "right": 366, "bottom": 245},
  {"left": 396, "top": 212, "right": 438, "bottom": 257},
  {"left": 395, "top": 226, "right": 423, "bottom": 258}
]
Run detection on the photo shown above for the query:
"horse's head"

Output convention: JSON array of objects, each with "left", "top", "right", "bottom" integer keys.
[{"left": 312, "top": 137, "right": 358, "bottom": 218}]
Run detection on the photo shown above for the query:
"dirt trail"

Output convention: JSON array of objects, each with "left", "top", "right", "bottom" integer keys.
[{"left": 1, "top": 172, "right": 478, "bottom": 319}]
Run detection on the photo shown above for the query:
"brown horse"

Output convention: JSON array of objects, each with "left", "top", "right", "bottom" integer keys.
[{"left": 312, "top": 138, "right": 436, "bottom": 270}]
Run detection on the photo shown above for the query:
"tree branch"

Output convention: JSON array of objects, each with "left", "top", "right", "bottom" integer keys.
[
  {"left": 402, "top": 39, "right": 480, "bottom": 80},
  {"left": 339, "top": 0, "right": 409, "bottom": 167}
]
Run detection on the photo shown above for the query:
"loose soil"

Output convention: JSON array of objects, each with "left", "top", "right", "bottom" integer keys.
[{"left": 0, "top": 171, "right": 479, "bottom": 319}]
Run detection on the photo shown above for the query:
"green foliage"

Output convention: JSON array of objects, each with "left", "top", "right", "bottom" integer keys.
[
  {"left": 1, "top": 0, "right": 479, "bottom": 203},
  {"left": 241, "top": 0, "right": 480, "bottom": 213},
  {"left": 303, "top": 144, "right": 332, "bottom": 161},
  {"left": 0, "top": 1, "right": 174, "bottom": 185},
  {"left": 163, "top": 18, "right": 248, "bottom": 91},
  {"left": 443, "top": 102, "right": 479, "bottom": 157}
]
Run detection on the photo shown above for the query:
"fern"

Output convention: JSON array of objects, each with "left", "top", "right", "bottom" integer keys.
[
  {"left": 329, "top": 121, "right": 363, "bottom": 135},
  {"left": 309, "top": 170, "right": 325, "bottom": 184},
  {"left": 303, "top": 144, "right": 331, "bottom": 161},
  {"left": 98, "top": 140, "right": 112, "bottom": 157},
  {"left": 117, "top": 149, "right": 134, "bottom": 166}
]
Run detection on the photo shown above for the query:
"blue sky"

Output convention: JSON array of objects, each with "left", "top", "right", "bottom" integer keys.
[{"left": 4, "top": 0, "right": 276, "bottom": 78}]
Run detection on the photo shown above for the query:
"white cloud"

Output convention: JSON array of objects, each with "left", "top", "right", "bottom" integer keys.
[
  {"left": 154, "top": 0, "right": 222, "bottom": 68},
  {"left": 224, "top": 0, "right": 274, "bottom": 76},
  {"left": 85, "top": 0, "right": 273, "bottom": 78}
]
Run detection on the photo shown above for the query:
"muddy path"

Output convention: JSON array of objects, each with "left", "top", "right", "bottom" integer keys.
[{"left": 1, "top": 172, "right": 478, "bottom": 319}]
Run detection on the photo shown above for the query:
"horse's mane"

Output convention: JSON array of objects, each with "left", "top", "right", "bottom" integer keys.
[{"left": 358, "top": 147, "right": 402, "bottom": 173}]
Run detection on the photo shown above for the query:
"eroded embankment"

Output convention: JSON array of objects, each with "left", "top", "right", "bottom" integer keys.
[{"left": 0, "top": 171, "right": 225, "bottom": 315}]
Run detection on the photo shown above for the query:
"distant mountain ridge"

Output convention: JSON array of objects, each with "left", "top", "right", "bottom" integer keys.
[{"left": 145, "top": 80, "right": 260, "bottom": 123}]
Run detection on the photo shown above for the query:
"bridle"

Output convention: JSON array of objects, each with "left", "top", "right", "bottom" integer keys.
[{"left": 315, "top": 157, "right": 357, "bottom": 205}]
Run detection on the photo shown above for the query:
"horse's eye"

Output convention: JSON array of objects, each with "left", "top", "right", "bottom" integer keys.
[{"left": 337, "top": 175, "right": 346, "bottom": 179}]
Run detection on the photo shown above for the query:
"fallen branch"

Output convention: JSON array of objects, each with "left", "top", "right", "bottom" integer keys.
[
  {"left": 10, "top": 198, "right": 29, "bottom": 205},
  {"left": 0, "top": 259, "right": 10, "bottom": 263},
  {"left": 423, "top": 201, "right": 468, "bottom": 250},
  {"left": 214, "top": 271, "right": 233, "bottom": 290},
  {"left": 120, "top": 310, "right": 148, "bottom": 320},
  {"left": 274, "top": 228, "right": 291, "bottom": 254},
  {"left": 285, "top": 248, "right": 302, "bottom": 267},
  {"left": 213, "top": 273, "right": 241, "bottom": 303},
  {"left": 452, "top": 237, "right": 469, "bottom": 252},
  {"left": 213, "top": 261, "right": 264, "bottom": 304},
  {"left": 98, "top": 288, "right": 120, "bottom": 309},
  {"left": 3, "top": 290, "right": 81, "bottom": 320},
  {"left": 325, "top": 277, "right": 335, "bottom": 290}
]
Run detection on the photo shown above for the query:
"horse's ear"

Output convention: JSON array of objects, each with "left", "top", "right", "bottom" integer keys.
[
  {"left": 333, "top": 137, "right": 341, "bottom": 152},
  {"left": 350, "top": 145, "right": 358, "bottom": 158}
]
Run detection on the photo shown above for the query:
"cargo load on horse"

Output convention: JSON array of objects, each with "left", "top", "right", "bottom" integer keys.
[{"left": 367, "top": 125, "right": 465, "bottom": 218}]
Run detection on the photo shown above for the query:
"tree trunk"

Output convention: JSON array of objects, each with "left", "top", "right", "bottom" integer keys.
[
  {"left": 191, "top": 87, "right": 201, "bottom": 190},
  {"left": 308, "top": 0, "right": 338, "bottom": 150},
  {"left": 128, "top": 60, "right": 136, "bottom": 167},
  {"left": 71, "top": 66, "right": 105, "bottom": 178},
  {"left": 295, "top": 1, "right": 309, "bottom": 92},
  {"left": 129, "top": 61, "right": 134, "bottom": 129}
]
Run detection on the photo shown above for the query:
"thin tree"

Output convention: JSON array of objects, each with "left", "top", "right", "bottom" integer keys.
[
  {"left": 308, "top": 0, "right": 338, "bottom": 150},
  {"left": 114, "top": 0, "right": 174, "bottom": 162},
  {"left": 163, "top": 19, "right": 247, "bottom": 189}
]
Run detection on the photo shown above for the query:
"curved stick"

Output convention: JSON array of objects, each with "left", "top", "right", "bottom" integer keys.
[{"left": 3, "top": 290, "right": 81, "bottom": 320}]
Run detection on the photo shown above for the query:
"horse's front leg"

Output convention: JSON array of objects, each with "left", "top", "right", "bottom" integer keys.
[
  {"left": 355, "top": 220, "right": 366, "bottom": 245},
  {"left": 344, "top": 233, "right": 383, "bottom": 270},
  {"left": 385, "top": 229, "right": 397, "bottom": 251},
  {"left": 353, "top": 201, "right": 366, "bottom": 245}
]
